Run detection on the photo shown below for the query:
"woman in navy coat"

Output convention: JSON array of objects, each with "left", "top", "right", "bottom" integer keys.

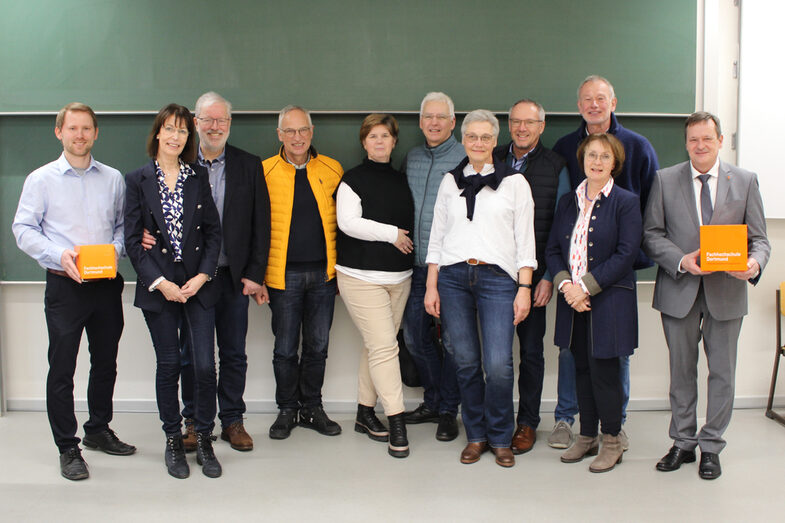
[
  {"left": 545, "top": 133, "right": 641, "bottom": 473},
  {"left": 124, "top": 104, "right": 222, "bottom": 479}
]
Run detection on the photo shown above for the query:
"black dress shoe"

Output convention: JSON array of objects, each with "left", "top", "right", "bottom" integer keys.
[
  {"left": 435, "top": 413, "right": 459, "bottom": 441},
  {"left": 269, "top": 408, "right": 299, "bottom": 440},
  {"left": 83, "top": 428, "right": 137, "bottom": 456},
  {"left": 656, "top": 445, "right": 696, "bottom": 471},
  {"left": 403, "top": 403, "right": 439, "bottom": 424},
  {"left": 299, "top": 406, "right": 342, "bottom": 436},
  {"left": 59, "top": 447, "right": 89, "bottom": 481},
  {"left": 699, "top": 452, "right": 722, "bottom": 480}
]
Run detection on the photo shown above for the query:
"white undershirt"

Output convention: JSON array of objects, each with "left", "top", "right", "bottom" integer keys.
[
  {"left": 425, "top": 163, "right": 537, "bottom": 280},
  {"left": 334, "top": 183, "right": 412, "bottom": 285}
]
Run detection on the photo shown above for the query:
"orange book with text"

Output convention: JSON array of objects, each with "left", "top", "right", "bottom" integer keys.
[
  {"left": 700, "top": 224, "right": 748, "bottom": 271},
  {"left": 75, "top": 244, "right": 117, "bottom": 280}
]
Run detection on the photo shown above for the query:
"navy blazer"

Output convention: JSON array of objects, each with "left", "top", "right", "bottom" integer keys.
[
  {"left": 124, "top": 160, "right": 222, "bottom": 312},
  {"left": 545, "top": 183, "right": 642, "bottom": 358},
  {"left": 220, "top": 144, "right": 271, "bottom": 291}
]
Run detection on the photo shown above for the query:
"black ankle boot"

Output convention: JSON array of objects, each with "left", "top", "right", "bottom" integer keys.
[
  {"left": 196, "top": 432, "right": 222, "bottom": 478},
  {"left": 387, "top": 413, "right": 409, "bottom": 458},
  {"left": 354, "top": 404, "right": 389, "bottom": 442},
  {"left": 165, "top": 434, "right": 189, "bottom": 479}
]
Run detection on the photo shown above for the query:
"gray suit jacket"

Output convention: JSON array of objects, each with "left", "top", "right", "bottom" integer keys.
[{"left": 642, "top": 160, "right": 770, "bottom": 321}]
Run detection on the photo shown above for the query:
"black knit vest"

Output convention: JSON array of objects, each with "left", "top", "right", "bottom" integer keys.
[{"left": 336, "top": 159, "right": 414, "bottom": 272}]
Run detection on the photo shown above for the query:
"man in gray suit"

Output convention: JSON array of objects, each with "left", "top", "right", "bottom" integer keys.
[{"left": 643, "top": 111, "right": 770, "bottom": 480}]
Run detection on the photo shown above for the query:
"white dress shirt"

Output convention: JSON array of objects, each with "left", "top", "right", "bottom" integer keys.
[
  {"left": 690, "top": 157, "right": 719, "bottom": 226},
  {"left": 425, "top": 162, "right": 537, "bottom": 280}
]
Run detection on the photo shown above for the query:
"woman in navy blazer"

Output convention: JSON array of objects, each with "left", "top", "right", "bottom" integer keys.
[
  {"left": 545, "top": 133, "right": 641, "bottom": 473},
  {"left": 124, "top": 104, "right": 222, "bottom": 479}
]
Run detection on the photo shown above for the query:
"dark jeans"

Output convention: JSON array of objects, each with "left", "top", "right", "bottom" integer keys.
[
  {"left": 44, "top": 271, "right": 124, "bottom": 452},
  {"left": 515, "top": 296, "right": 546, "bottom": 429},
  {"left": 181, "top": 268, "right": 249, "bottom": 428},
  {"left": 570, "top": 311, "right": 623, "bottom": 437},
  {"left": 268, "top": 268, "right": 336, "bottom": 409},
  {"left": 402, "top": 265, "right": 460, "bottom": 415},
  {"left": 143, "top": 268, "right": 217, "bottom": 436},
  {"left": 438, "top": 263, "right": 516, "bottom": 448}
]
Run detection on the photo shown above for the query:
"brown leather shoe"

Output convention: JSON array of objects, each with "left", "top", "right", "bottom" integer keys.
[
  {"left": 221, "top": 421, "right": 254, "bottom": 451},
  {"left": 182, "top": 419, "right": 197, "bottom": 452},
  {"left": 460, "top": 442, "right": 488, "bottom": 464},
  {"left": 492, "top": 447, "right": 515, "bottom": 467},
  {"left": 511, "top": 425, "right": 536, "bottom": 455}
]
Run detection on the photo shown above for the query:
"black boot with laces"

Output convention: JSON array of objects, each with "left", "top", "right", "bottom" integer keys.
[{"left": 196, "top": 432, "right": 222, "bottom": 478}]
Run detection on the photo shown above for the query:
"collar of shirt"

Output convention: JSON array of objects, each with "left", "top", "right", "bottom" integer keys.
[
  {"left": 507, "top": 142, "right": 537, "bottom": 170},
  {"left": 575, "top": 177, "right": 614, "bottom": 212},
  {"left": 55, "top": 152, "right": 99, "bottom": 177},
  {"left": 198, "top": 147, "right": 226, "bottom": 168},
  {"left": 462, "top": 162, "right": 495, "bottom": 177},
  {"left": 287, "top": 153, "right": 310, "bottom": 170},
  {"left": 689, "top": 156, "right": 720, "bottom": 179},
  {"left": 155, "top": 159, "right": 194, "bottom": 182}
]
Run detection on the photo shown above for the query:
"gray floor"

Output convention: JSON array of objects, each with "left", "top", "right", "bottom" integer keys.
[{"left": 1, "top": 409, "right": 783, "bottom": 522}]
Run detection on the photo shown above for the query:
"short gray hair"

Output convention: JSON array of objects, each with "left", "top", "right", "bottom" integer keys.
[
  {"left": 194, "top": 91, "right": 232, "bottom": 117},
  {"left": 278, "top": 105, "right": 313, "bottom": 128},
  {"left": 685, "top": 111, "right": 722, "bottom": 138},
  {"left": 577, "top": 75, "right": 616, "bottom": 100},
  {"left": 509, "top": 99, "right": 545, "bottom": 120},
  {"left": 460, "top": 109, "right": 499, "bottom": 138},
  {"left": 419, "top": 92, "right": 455, "bottom": 118}
]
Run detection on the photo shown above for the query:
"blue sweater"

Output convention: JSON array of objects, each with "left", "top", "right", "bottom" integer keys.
[{"left": 403, "top": 136, "right": 466, "bottom": 266}]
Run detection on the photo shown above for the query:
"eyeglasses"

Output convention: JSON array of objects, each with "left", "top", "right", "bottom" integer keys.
[
  {"left": 464, "top": 133, "right": 494, "bottom": 144},
  {"left": 196, "top": 117, "right": 231, "bottom": 127},
  {"left": 422, "top": 113, "right": 451, "bottom": 122},
  {"left": 509, "top": 118, "right": 543, "bottom": 128},
  {"left": 162, "top": 125, "right": 189, "bottom": 137},
  {"left": 279, "top": 126, "right": 313, "bottom": 138},
  {"left": 586, "top": 151, "right": 613, "bottom": 163}
]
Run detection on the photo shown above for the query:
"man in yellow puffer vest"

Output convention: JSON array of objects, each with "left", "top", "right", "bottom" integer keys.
[{"left": 260, "top": 105, "right": 344, "bottom": 440}]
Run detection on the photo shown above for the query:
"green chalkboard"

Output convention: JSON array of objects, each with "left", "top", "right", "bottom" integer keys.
[{"left": 0, "top": 0, "right": 696, "bottom": 113}]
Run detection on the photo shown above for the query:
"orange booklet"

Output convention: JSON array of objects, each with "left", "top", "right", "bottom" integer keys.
[
  {"left": 75, "top": 244, "right": 117, "bottom": 280},
  {"left": 700, "top": 224, "right": 748, "bottom": 271}
]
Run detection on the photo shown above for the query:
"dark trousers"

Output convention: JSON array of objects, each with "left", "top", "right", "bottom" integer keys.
[
  {"left": 515, "top": 287, "right": 546, "bottom": 429},
  {"left": 181, "top": 267, "right": 249, "bottom": 428},
  {"left": 44, "top": 271, "right": 124, "bottom": 452},
  {"left": 570, "top": 311, "right": 622, "bottom": 437},
  {"left": 268, "top": 268, "right": 336, "bottom": 409},
  {"left": 143, "top": 266, "right": 217, "bottom": 436}
]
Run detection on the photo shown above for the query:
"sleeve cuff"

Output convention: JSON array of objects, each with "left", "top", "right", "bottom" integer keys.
[{"left": 149, "top": 276, "right": 165, "bottom": 292}]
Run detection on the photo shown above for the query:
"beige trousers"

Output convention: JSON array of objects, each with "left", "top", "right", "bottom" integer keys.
[{"left": 337, "top": 272, "right": 411, "bottom": 416}]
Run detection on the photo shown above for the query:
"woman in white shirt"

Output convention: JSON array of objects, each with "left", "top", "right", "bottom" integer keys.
[
  {"left": 424, "top": 109, "right": 536, "bottom": 468},
  {"left": 334, "top": 114, "right": 415, "bottom": 458}
]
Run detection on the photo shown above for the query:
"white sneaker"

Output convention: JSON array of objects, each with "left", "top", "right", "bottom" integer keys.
[{"left": 548, "top": 420, "right": 574, "bottom": 449}]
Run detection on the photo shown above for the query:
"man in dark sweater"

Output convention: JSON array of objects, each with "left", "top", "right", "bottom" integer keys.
[
  {"left": 551, "top": 75, "right": 660, "bottom": 450},
  {"left": 493, "top": 99, "right": 569, "bottom": 454}
]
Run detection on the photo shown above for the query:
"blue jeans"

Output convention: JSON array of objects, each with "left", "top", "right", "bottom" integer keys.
[
  {"left": 555, "top": 350, "right": 629, "bottom": 425},
  {"left": 143, "top": 297, "right": 217, "bottom": 436},
  {"left": 181, "top": 268, "right": 249, "bottom": 428},
  {"left": 402, "top": 265, "right": 460, "bottom": 415},
  {"left": 268, "top": 268, "right": 336, "bottom": 409},
  {"left": 438, "top": 263, "right": 516, "bottom": 448},
  {"left": 515, "top": 297, "right": 546, "bottom": 429}
]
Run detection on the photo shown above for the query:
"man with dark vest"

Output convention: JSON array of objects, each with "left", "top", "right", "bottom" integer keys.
[{"left": 493, "top": 99, "right": 569, "bottom": 454}]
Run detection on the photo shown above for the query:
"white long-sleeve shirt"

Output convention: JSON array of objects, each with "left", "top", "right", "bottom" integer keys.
[{"left": 425, "top": 163, "right": 537, "bottom": 280}]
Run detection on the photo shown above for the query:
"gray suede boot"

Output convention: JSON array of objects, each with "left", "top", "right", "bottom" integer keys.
[
  {"left": 560, "top": 435, "right": 599, "bottom": 463},
  {"left": 589, "top": 433, "right": 624, "bottom": 473}
]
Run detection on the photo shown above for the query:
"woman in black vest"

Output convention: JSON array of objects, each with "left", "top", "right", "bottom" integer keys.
[{"left": 334, "top": 114, "right": 415, "bottom": 458}]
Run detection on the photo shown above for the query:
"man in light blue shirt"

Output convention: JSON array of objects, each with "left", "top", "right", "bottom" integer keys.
[{"left": 12, "top": 102, "right": 135, "bottom": 481}]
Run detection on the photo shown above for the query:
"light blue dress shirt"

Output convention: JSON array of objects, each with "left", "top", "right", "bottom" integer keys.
[{"left": 12, "top": 152, "right": 125, "bottom": 271}]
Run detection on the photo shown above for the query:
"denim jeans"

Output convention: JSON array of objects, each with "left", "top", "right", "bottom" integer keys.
[
  {"left": 515, "top": 299, "right": 546, "bottom": 429},
  {"left": 181, "top": 268, "right": 249, "bottom": 428},
  {"left": 555, "top": 350, "right": 629, "bottom": 425},
  {"left": 268, "top": 268, "right": 336, "bottom": 409},
  {"left": 438, "top": 263, "right": 516, "bottom": 448},
  {"left": 143, "top": 297, "right": 217, "bottom": 436},
  {"left": 402, "top": 265, "right": 460, "bottom": 415}
]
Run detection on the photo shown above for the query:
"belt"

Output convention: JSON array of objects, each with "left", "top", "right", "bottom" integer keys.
[
  {"left": 466, "top": 259, "right": 488, "bottom": 266},
  {"left": 47, "top": 268, "right": 70, "bottom": 278}
]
